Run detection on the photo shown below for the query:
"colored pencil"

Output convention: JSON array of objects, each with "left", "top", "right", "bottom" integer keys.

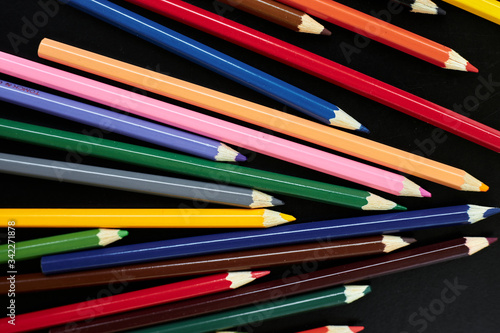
[
  {"left": 123, "top": 0, "right": 500, "bottom": 152},
  {"left": 217, "top": 0, "right": 331, "bottom": 34},
  {"left": 0, "top": 79, "right": 243, "bottom": 162},
  {"left": 441, "top": 0, "right": 500, "bottom": 25},
  {"left": 52, "top": 237, "right": 494, "bottom": 333},
  {"left": 277, "top": 0, "right": 473, "bottom": 70},
  {"left": 0, "top": 118, "right": 401, "bottom": 210},
  {"left": 0, "top": 229, "right": 127, "bottom": 264},
  {"left": 39, "top": 39, "right": 486, "bottom": 193},
  {"left": 0, "top": 152, "right": 282, "bottom": 208},
  {"left": 61, "top": 0, "right": 365, "bottom": 131},
  {"left": 129, "top": 285, "right": 371, "bottom": 333},
  {"left": 0, "top": 52, "right": 426, "bottom": 197},
  {"left": 0, "top": 271, "right": 268, "bottom": 333},
  {"left": 298, "top": 326, "right": 365, "bottom": 333},
  {"left": 40, "top": 205, "right": 499, "bottom": 274},
  {"left": 2, "top": 208, "right": 295, "bottom": 228},
  {"left": 391, "top": 0, "right": 445, "bottom": 15},
  {"left": 1, "top": 235, "right": 411, "bottom": 293}
]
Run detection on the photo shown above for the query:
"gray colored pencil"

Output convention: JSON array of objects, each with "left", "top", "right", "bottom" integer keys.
[{"left": 0, "top": 153, "right": 282, "bottom": 208}]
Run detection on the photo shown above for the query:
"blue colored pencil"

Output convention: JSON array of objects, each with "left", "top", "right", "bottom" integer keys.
[
  {"left": 0, "top": 79, "right": 244, "bottom": 162},
  {"left": 63, "top": 0, "right": 367, "bottom": 132},
  {"left": 40, "top": 205, "right": 500, "bottom": 274}
]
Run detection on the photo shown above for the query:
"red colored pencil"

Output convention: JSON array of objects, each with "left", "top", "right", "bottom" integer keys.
[
  {"left": 124, "top": 0, "right": 500, "bottom": 152},
  {"left": 0, "top": 271, "right": 267, "bottom": 333}
]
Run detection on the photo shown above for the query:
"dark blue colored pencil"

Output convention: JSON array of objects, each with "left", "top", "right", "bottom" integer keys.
[
  {"left": 41, "top": 205, "right": 500, "bottom": 274},
  {"left": 63, "top": 0, "right": 366, "bottom": 132}
]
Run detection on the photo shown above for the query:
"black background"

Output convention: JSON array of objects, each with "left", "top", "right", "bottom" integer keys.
[{"left": 1, "top": 0, "right": 499, "bottom": 332}]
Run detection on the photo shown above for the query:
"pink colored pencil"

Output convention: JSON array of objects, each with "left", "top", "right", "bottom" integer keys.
[{"left": 0, "top": 51, "right": 427, "bottom": 197}]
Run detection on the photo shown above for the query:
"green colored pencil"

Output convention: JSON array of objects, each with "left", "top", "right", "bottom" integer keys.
[
  {"left": 0, "top": 229, "right": 128, "bottom": 263},
  {"left": 130, "top": 285, "right": 371, "bottom": 333},
  {"left": 0, "top": 118, "right": 404, "bottom": 211}
]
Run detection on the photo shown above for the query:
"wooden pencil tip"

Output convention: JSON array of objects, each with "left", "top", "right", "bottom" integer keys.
[
  {"left": 251, "top": 270, "right": 270, "bottom": 279},
  {"left": 235, "top": 153, "right": 247, "bottom": 162},
  {"left": 400, "top": 178, "right": 430, "bottom": 197},
  {"left": 487, "top": 237, "right": 498, "bottom": 245},
  {"left": 321, "top": 28, "right": 332, "bottom": 36},
  {"left": 419, "top": 187, "right": 432, "bottom": 198},
  {"left": 466, "top": 62, "right": 479, "bottom": 73},
  {"left": 280, "top": 213, "right": 296, "bottom": 223},
  {"left": 479, "top": 183, "right": 489, "bottom": 192},
  {"left": 227, "top": 271, "right": 269, "bottom": 289},
  {"left": 393, "top": 204, "right": 407, "bottom": 211},
  {"left": 263, "top": 210, "right": 296, "bottom": 227},
  {"left": 350, "top": 327, "right": 365, "bottom": 333},
  {"left": 358, "top": 124, "right": 370, "bottom": 134},
  {"left": 403, "top": 237, "right": 417, "bottom": 244},
  {"left": 382, "top": 235, "right": 415, "bottom": 252},
  {"left": 216, "top": 143, "right": 246, "bottom": 162},
  {"left": 251, "top": 190, "right": 283, "bottom": 208},
  {"left": 465, "top": 237, "right": 493, "bottom": 255},
  {"left": 364, "top": 193, "right": 404, "bottom": 211}
]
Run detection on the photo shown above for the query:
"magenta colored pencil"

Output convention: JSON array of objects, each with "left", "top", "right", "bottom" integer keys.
[{"left": 0, "top": 51, "right": 428, "bottom": 197}]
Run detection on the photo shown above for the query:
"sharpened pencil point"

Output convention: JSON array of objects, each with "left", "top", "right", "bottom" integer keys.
[
  {"left": 487, "top": 237, "right": 498, "bottom": 245},
  {"left": 216, "top": 143, "right": 245, "bottom": 162},
  {"left": 251, "top": 270, "right": 270, "bottom": 279},
  {"left": 235, "top": 153, "right": 247, "bottom": 162},
  {"left": 263, "top": 210, "right": 296, "bottom": 227},
  {"left": 271, "top": 197, "right": 284, "bottom": 207},
  {"left": 281, "top": 213, "right": 296, "bottom": 223},
  {"left": 382, "top": 235, "right": 415, "bottom": 252},
  {"left": 480, "top": 183, "right": 489, "bottom": 192},
  {"left": 321, "top": 28, "right": 332, "bottom": 36},
  {"left": 394, "top": 204, "right": 407, "bottom": 211},
  {"left": 484, "top": 207, "right": 500, "bottom": 219},
  {"left": 402, "top": 237, "right": 417, "bottom": 244},
  {"left": 400, "top": 178, "right": 429, "bottom": 197},
  {"left": 419, "top": 187, "right": 432, "bottom": 198},
  {"left": 350, "top": 327, "right": 365, "bottom": 333},
  {"left": 437, "top": 8, "right": 446, "bottom": 15},
  {"left": 466, "top": 62, "right": 479, "bottom": 73},
  {"left": 117, "top": 230, "right": 129, "bottom": 238},
  {"left": 358, "top": 124, "right": 370, "bottom": 134}
]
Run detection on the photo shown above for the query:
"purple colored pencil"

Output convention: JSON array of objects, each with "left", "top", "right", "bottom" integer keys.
[{"left": 0, "top": 79, "right": 244, "bottom": 162}]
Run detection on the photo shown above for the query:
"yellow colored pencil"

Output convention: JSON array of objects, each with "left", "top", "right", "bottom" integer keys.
[
  {"left": 1, "top": 209, "right": 295, "bottom": 228},
  {"left": 442, "top": 0, "right": 500, "bottom": 25}
]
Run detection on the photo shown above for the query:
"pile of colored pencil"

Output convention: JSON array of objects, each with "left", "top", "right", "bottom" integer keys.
[{"left": 0, "top": 0, "right": 498, "bottom": 332}]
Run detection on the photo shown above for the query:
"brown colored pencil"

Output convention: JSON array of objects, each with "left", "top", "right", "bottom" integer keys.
[
  {"left": 0, "top": 235, "right": 411, "bottom": 294},
  {"left": 49, "top": 237, "right": 495, "bottom": 333},
  {"left": 218, "top": 0, "right": 331, "bottom": 35}
]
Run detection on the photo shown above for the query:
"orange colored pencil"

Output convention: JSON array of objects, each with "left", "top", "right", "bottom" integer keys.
[
  {"left": 38, "top": 38, "right": 486, "bottom": 192},
  {"left": 276, "top": 0, "right": 476, "bottom": 71}
]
